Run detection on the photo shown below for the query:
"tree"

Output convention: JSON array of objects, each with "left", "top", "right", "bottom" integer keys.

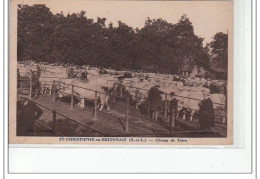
[
  {"left": 18, "top": 5, "right": 210, "bottom": 74},
  {"left": 209, "top": 32, "right": 228, "bottom": 68},
  {"left": 18, "top": 5, "right": 54, "bottom": 62},
  {"left": 106, "top": 21, "right": 135, "bottom": 69},
  {"left": 171, "top": 15, "right": 207, "bottom": 73},
  {"left": 134, "top": 16, "right": 208, "bottom": 74}
]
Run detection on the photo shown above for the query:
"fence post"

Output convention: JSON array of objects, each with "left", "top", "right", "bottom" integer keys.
[
  {"left": 164, "top": 94, "right": 168, "bottom": 117},
  {"left": 52, "top": 80, "right": 56, "bottom": 102},
  {"left": 52, "top": 110, "right": 57, "bottom": 133},
  {"left": 63, "top": 82, "right": 65, "bottom": 91},
  {"left": 170, "top": 109, "right": 176, "bottom": 129},
  {"left": 222, "top": 117, "right": 226, "bottom": 124},
  {"left": 148, "top": 100, "right": 150, "bottom": 118},
  {"left": 70, "top": 85, "right": 74, "bottom": 109},
  {"left": 125, "top": 98, "right": 129, "bottom": 132},
  {"left": 135, "top": 89, "right": 138, "bottom": 109},
  {"left": 120, "top": 85, "right": 123, "bottom": 98},
  {"left": 93, "top": 91, "right": 97, "bottom": 120},
  {"left": 112, "top": 93, "right": 115, "bottom": 103},
  {"left": 29, "top": 72, "right": 32, "bottom": 99}
]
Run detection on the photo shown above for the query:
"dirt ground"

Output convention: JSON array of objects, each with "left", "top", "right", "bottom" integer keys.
[{"left": 32, "top": 94, "right": 227, "bottom": 137}]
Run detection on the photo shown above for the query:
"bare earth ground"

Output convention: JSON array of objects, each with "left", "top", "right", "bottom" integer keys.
[{"left": 32, "top": 94, "right": 227, "bottom": 138}]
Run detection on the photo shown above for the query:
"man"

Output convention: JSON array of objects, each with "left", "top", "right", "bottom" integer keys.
[
  {"left": 68, "top": 67, "right": 74, "bottom": 78},
  {"left": 169, "top": 92, "right": 178, "bottom": 128},
  {"left": 31, "top": 70, "right": 40, "bottom": 99},
  {"left": 17, "top": 95, "right": 43, "bottom": 136},
  {"left": 198, "top": 93, "right": 215, "bottom": 129},
  {"left": 148, "top": 85, "right": 163, "bottom": 121},
  {"left": 36, "top": 65, "right": 41, "bottom": 77},
  {"left": 81, "top": 70, "right": 88, "bottom": 80}
]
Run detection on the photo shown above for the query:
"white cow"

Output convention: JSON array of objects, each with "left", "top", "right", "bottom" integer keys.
[
  {"left": 176, "top": 91, "right": 226, "bottom": 121},
  {"left": 210, "top": 93, "right": 227, "bottom": 123},
  {"left": 38, "top": 66, "right": 68, "bottom": 95},
  {"left": 121, "top": 78, "right": 154, "bottom": 105},
  {"left": 57, "top": 77, "right": 117, "bottom": 111},
  {"left": 210, "top": 94, "right": 226, "bottom": 109},
  {"left": 121, "top": 78, "right": 181, "bottom": 107},
  {"left": 176, "top": 91, "right": 204, "bottom": 121}
]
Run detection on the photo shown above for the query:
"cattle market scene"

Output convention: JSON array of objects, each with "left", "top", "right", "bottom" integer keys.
[{"left": 16, "top": 4, "right": 229, "bottom": 138}]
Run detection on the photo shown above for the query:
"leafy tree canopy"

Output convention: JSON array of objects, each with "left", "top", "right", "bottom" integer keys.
[{"left": 17, "top": 5, "right": 226, "bottom": 75}]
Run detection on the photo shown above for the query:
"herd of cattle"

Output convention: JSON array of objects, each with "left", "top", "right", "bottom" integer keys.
[{"left": 17, "top": 61, "right": 227, "bottom": 122}]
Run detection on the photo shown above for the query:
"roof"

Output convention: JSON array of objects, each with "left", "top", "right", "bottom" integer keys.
[
  {"left": 210, "top": 63, "right": 227, "bottom": 73},
  {"left": 181, "top": 63, "right": 195, "bottom": 72}
]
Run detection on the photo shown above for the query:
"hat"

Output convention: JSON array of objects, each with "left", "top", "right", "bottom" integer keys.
[
  {"left": 17, "top": 89, "right": 30, "bottom": 100},
  {"left": 203, "top": 93, "right": 210, "bottom": 97},
  {"left": 17, "top": 94, "right": 29, "bottom": 101},
  {"left": 170, "top": 92, "right": 175, "bottom": 96}
]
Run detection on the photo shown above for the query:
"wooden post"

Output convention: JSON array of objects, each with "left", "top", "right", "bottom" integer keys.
[
  {"left": 112, "top": 93, "right": 115, "bottom": 103},
  {"left": 29, "top": 72, "right": 32, "bottom": 99},
  {"left": 164, "top": 94, "right": 168, "bottom": 117},
  {"left": 148, "top": 100, "right": 150, "bottom": 118},
  {"left": 135, "top": 89, "right": 138, "bottom": 109},
  {"left": 52, "top": 110, "right": 57, "bottom": 133},
  {"left": 170, "top": 109, "right": 176, "bottom": 129},
  {"left": 125, "top": 98, "right": 129, "bottom": 132},
  {"left": 93, "top": 91, "right": 97, "bottom": 120},
  {"left": 52, "top": 80, "right": 56, "bottom": 102},
  {"left": 70, "top": 85, "right": 74, "bottom": 109},
  {"left": 120, "top": 85, "right": 123, "bottom": 98},
  {"left": 222, "top": 117, "right": 226, "bottom": 124},
  {"left": 62, "top": 82, "right": 65, "bottom": 92},
  {"left": 82, "top": 97, "right": 85, "bottom": 108}
]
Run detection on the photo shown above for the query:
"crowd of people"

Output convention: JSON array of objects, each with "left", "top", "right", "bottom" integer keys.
[{"left": 147, "top": 85, "right": 215, "bottom": 130}]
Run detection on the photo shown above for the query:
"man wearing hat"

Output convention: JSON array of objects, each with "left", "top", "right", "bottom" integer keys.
[
  {"left": 198, "top": 93, "right": 215, "bottom": 129},
  {"left": 81, "top": 69, "right": 88, "bottom": 80},
  {"left": 17, "top": 92, "right": 43, "bottom": 136},
  {"left": 148, "top": 84, "right": 163, "bottom": 121},
  {"left": 169, "top": 92, "right": 178, "bottom": 128}
]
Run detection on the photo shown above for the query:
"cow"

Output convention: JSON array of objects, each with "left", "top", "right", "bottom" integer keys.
[
  {"left": 176, "top": 91, "right": 204, "bottom": 121},
  {"left": 37, "top": 66, "right": 68, "bottom": 95},
  {"left": 56, "top": 77, "right": 118, "bottom": 112},
  {"left": 176, "top": 91, "right": 226, "bottom": 122},
  {"left": 120, "top": 78, "right": 155, "bottom": 106},
  {"left": 18, "top": 70, "right": 41, "bottom": 98}
]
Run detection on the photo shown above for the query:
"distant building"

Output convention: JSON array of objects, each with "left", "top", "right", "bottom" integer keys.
[
  {"left": 180, "top": 63, "right": 206, "bottom": 77},
  {"left": 209, "top": 63, "right": 227, "bottom": 80}
]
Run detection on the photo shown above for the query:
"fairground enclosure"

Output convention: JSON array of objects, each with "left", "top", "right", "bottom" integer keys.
[{"left": 16, "top": 5, "right": 228, "bottom": 137}]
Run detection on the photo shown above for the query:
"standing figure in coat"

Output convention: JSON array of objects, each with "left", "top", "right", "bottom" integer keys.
[
  {"left": 169, "top": 92, "right": 178, "bottom": 128},
  {"left": 81, "top": 70, "right": 88, "bottom": 80},
  {"left": 67, "top": 67, "right": 75, "bottom": 78},
  {"left": 198, "top": 93, "right": 215, "bottom": 129},
  {"left": 148, "top": 85, "right": 163, "bottom": 121},
  {"left": 31, "top": 70, "right": 41, "bottom": 99},
  {"left": 36, "top": 65, "right": 41, "bottom": 77},
  {"left": 17, "top": 95, "right": 43, "bottom": 136}
]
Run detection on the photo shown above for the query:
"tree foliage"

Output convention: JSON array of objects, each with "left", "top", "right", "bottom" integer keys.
[
  {"left": 209, "top": 32, "right": 228, "bottom": 68},
  {"left": 18, "top": 5, "right": 219, "bottom": 74}
]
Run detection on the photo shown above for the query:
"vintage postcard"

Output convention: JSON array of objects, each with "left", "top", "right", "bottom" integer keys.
[{"left": 9, "top": 0, "right": 233, "bottom": 145}]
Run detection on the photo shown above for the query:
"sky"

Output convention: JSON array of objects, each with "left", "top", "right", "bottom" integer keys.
[{"left": 23, "top": 1, "right": 233, "bottom": 45}]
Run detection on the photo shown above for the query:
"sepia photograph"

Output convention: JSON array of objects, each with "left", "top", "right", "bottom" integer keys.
[{"left": 9, "top": 0, "right": 233, "bottom": 145}]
